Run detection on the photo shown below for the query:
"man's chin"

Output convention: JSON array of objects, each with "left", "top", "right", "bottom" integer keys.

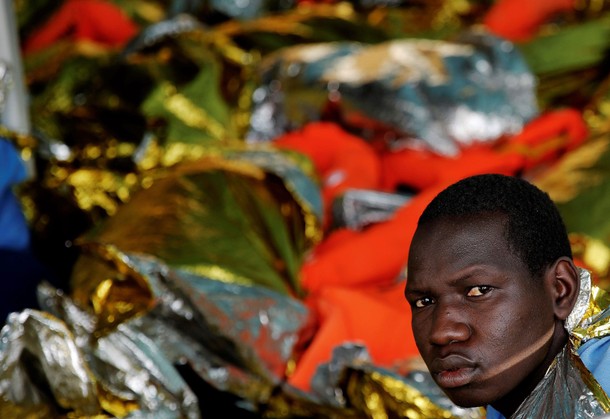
[{"left": 442, "top": 387, "right": 491, "bottom": 409}]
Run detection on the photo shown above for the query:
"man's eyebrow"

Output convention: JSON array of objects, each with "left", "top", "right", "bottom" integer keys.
[
  {"left": 447, "top": 266, "right": 503, "bottom": 286},
  {"left": 404, "top": 282, "right": 429, "bottom": 298},
  {"left": 404, "top": 288, "right": 424, "bottom": 298},
  {"left": 446, "top": 272, "right": 476, "bottom": 287},
  {"left": 405, "top": 269, "right": 482, "bottom": 295}
]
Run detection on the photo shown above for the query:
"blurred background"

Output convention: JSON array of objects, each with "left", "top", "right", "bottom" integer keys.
[{"left": 1, "top": 0, "right": 610, "bottom": 417}]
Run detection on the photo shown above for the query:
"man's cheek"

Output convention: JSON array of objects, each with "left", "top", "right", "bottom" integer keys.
[{"left": 411, "top": 325, "right": 429, "bottom": 353}]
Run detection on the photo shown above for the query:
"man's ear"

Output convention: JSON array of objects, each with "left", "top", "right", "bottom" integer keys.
[{"left": 545, "top": 257, "right": 580, "bottom": 321}]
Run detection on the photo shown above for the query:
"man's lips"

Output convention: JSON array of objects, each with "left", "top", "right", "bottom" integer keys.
[{"left": 430, "top": 354, "right": 477, "bottom": 389}]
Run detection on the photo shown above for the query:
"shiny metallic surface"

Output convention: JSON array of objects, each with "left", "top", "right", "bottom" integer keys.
[
  {"left": 513, "top": 270, "right": 610, "bottom": 418},
  {"left": 248, "top": 31, "right": 538, "bottom": 155},
  {"left": 0, "top": 310, "right": 99, "bottom": 418},
  {"left": 333, "top": 188, "right": 412, "bottom": 230}
]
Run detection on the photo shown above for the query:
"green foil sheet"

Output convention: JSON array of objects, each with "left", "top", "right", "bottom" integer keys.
[{"left": 71, "top": 149, "right": 321, "bottom": 299}]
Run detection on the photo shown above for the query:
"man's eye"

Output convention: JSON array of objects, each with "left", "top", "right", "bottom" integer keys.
[
  {"left": 467, "top": 285, "right": 493, "bottom": 297},
  {"left": 414, "top": 297, "right": 435, "bottom": 308}
]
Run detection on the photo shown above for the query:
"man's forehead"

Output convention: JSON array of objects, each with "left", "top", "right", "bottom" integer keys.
[
  {"left": 413, "top": 213, "right": 507, "bottom": 246},
  {"left": 408, "top": 213, "right": 515, "bottom": 274}
]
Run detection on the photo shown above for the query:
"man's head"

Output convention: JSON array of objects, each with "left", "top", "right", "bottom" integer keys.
[
  {"left": 416, "top": 173, "right": 573, "bottom": 279},
  {"left": 405, "top": 174, "right": 580, "bottom": 417}
]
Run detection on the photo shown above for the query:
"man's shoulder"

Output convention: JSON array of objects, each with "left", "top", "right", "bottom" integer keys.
[{"left": 578, "top": 334, "right": 610, "bottom": 395}]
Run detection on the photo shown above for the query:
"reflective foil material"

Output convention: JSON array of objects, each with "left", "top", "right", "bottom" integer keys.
[
  {"left": 248, "top": 30, "right": 538, "bottom": 155},
  {"left": 310, "top": 343, "right": 484, "bottom": 419},
  {"left": 512, "top": 347, "right": 608, "bottom": 419},
  {"left": 511, "top": 269, "right": 610, "bottom": 418},
  {"left": 93, "top": 324, "right": 201, "bottom": 418},
  {"left": 9, "top": 2, "right": 610, "bottom": 418},
  {"left": 122, "top": 14, "right": 204, "bottom": 55},
  {"left": 571, "top": 270, "right": 610, "bottom": 347},
  {"left": 210, "top": 0, "right": 296, "bottom": 20},
  {"left": 0, "top": 249, "right": 314, "bottom": 417},
  {"left": 0, "top": 59, "right": 11, "bottom": 116},
  {"left": 70, "top": 149, "right": 322, "bottom": 299},
  {"left": 0, "top": 310, "right": 100, "bottom": 418},
  {"left": 332, "top": 188, "right": 412, "bottom": 230},
  {"left": 121, "top": 251, "right": 310, "bottom": 387}
]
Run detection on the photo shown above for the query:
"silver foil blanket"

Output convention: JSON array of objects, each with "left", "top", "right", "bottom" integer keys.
[
  {"left": 248, "top": 30, "right": 538, "bottom": 155},
  {"left": 0, "top": 251, "right": 311, "bottom": 418}
]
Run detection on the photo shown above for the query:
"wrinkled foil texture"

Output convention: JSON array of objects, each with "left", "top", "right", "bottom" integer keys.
[
  {"left": 69, "top": 150, "right": 322, "bottom": 300},
  {"left": 248, "top": 30, "right": 538, "bottom": 155},
  {"left": 0, "top": 250, "right": 311, "bottom": 417},
  {"left": 332, "top": 188, "right": 413, "bottom": 230},
  {"left": 512, "top": 346, "right": 607, "bottom": 419},
  {"left": 309, "top": 343, "right": 484, "bottom": 419},
  {"left": 0, "top": 310, "right": 99, "bottom": 418},
  {"left": 0, "top": 60, "right": 12, "bottom": 115},
  {"left": 512, "top": 269, "right": 610, "bottom": 418}
]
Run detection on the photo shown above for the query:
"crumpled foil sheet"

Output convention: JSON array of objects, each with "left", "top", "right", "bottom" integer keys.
[
  {"left": 0, "top": 59, "right": 12, "bottom": 116},
  {"left": 0, "top": 248, "right": 313, "bottom": 417},
  {"left": 332, "top": 188, "right": 412, "bottom": 230},
  {"left": 570, "top": 269, "right": 610, "bottom": 348},
  {"left": 511, "top": 269, "right": 610, "bottom": 418},
  {"left": 309, "top": 343, "right": 485, "bottom": 419},
  {"left": 209, "top": 0, "right": 296, "bottom": 20},
  {"left": 512, "top": 346, "right": 608, "bottom": 419},
  {"left": 0, "top": 310, "right": 100, "bottom": 418},
  {"left": 247, "top": 29, "right": 538, "bottom": 155},
  {"left": 70, "top": 149, "right": 321, "bottom": 300},
  {"left": 82, "top": 246, "right": 310, "bottom": 389},
  {"left": 121, "top": 251, "right": 310, "bottom": 388}
]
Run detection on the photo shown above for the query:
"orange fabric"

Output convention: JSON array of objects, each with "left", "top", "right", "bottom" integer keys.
[
  {"left": 379, "top": 109, "right": 588, "bottom": 191},
  {"left": 378, "top": 147, "right": 442, "bottom": 192},
  {"left": 288, "top": 282, "right": 418, "bottom": 390},
  {"left": 500, "top": 109, "right": 588, "bottom": 169},
  {"left": 484, "top": 0, "right": 575, "bottom": 42},
  {"left": 23, "top": 0, "right": 138, "bottom": 54},
  {"left": 300, "top": 184, "right": 448, "bottom": 293},
  {"left": 378, "top": 145, "right": 525, "bottom": 193},
  {"left": 304, "top": 228, "right": 360, "bottom": 255}
]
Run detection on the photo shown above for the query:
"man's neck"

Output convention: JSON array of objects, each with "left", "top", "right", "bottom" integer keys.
[{"left": 490, "top": 322, "right": 568, "bottom": 418}]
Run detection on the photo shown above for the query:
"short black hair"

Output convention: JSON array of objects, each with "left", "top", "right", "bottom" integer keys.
[{"left": 417, "top": 174, "right": 572, "bottom": 279}]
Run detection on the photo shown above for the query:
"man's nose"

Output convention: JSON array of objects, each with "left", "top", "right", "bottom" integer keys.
[{"left": 428, "top": 305, "right": 471, "bottom": 346}]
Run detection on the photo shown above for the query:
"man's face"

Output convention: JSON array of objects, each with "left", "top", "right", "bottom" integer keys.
[{"left": 405, "top": 214, "right": 556, "bottom": 408}]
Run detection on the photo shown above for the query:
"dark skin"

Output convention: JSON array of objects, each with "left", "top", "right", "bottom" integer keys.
[{"left": 405, "top": 213, "right": 580, "bottom": 417}]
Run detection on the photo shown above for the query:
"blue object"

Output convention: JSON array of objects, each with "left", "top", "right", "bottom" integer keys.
[
  {"left": 0, "top": 138, "right": 46, "bottom": 323},
  {"left": 0, "top": 138, "right": 29, "bottom": 250},
  {"left": 575, "top": 336, "right": 610, "bottom": 398}
]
